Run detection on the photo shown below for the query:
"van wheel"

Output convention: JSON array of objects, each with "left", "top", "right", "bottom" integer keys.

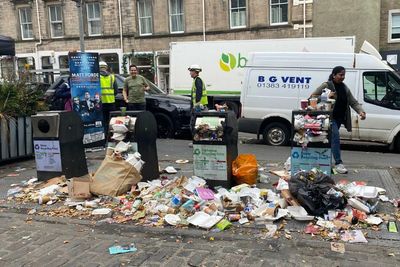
[
  {"left": 155, "top": 113, "right": 175, "bottom": 139},
  {"left": 262, "top": 122, "right": 290, "bottom": 146},
  {"left": 395, "top": 135, "right": 400, "bottom": 153}
]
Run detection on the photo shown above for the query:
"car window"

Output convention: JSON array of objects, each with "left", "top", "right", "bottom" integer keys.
[{"left": 115, "top": 74, "right": 166, "bottom": 95}]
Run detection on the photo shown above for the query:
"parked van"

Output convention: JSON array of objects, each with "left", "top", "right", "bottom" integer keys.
[{"left": 238, "top": 41, "right": 400, "bottom": 152}]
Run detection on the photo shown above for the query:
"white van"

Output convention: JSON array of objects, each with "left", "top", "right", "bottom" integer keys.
[{"left": 238, "top": 42, "right": 400, "bottom": 152}]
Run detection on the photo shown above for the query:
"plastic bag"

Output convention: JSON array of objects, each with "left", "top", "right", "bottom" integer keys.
[
  {"left": 289, "top": 171, "right": 347, "bottom": 216},
  {"left": 232, "top": 154, "right": 258, "bottom": 185}
]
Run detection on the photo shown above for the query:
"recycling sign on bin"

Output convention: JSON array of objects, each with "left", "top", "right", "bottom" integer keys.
[
  {"left": 193, "top": 144, "right": 227, "bottom": 181},
  {"left": 290, "top": 147, "right": 331, "bottom": 175}
]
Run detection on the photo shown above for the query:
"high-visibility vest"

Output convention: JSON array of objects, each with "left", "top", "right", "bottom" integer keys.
[
  {"left": 191, "top": 76, "right": 208, "bottom": 106},
  {"left": 100, "top": 74, "right": 115, "bottom": 103}
]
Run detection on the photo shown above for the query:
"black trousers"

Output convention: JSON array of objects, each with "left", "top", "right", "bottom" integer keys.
[
  {"left": 102, "top": 103, "right": 116, "bottom": 136},
  {"left": 127, "top": 102, "right": 146, "bottom": 111}
]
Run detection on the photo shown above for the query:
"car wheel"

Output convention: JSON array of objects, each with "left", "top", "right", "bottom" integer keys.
[
  {"left": 155, "top": 113, "right": 175, "bottom": 139},
  {"left": 262, "top": 122, "right": 290, "bottom": 146}
]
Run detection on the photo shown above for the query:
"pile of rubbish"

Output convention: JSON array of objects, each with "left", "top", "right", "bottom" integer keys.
[{"left": 6, "top": 163, "right": 399, "bottom": 243}]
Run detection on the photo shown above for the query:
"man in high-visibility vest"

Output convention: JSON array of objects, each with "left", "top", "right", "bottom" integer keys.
[
  {"left": 188, "top": 64, "right": 208, "bottom": 111},
  {"left": 99, "top": 61, "right": 118, "bottom": 135},
  {"left": 188, "top": 64, "right": 208, "bottom": 143}
]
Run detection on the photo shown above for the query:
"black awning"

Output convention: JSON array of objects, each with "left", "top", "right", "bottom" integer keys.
[{"left": 0, "top": 35, "right": 15, "bottom": 56}]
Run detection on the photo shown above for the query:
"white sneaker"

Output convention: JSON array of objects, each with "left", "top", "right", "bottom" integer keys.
[
  {"left": 335, "top": 164, "right": 348, "bottom": 174},
  {"left": 188, "top": 142, "right": 193, "bottom": 148}
]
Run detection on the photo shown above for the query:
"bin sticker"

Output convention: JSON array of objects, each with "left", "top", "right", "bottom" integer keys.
[
  {"left": 290, "top": 147, "right": 331, "bottom": 175},
  {"left": 193, "top": 145, "right": 227, "bottom": 181},
  {"left": 34, "top": 140, "right": 62, "bottom": 172}
]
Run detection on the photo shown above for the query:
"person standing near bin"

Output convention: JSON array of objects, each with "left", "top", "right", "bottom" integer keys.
[
  {"left": 188, "top": 64, "right": 208, "bottom": 130},
  {"left": 123, "top": 64, "right": 149, "bottom": 111},
  {"left": 311, "top": 66, "right": 366, "bottom": 174},
  {"left": 99, "top": 61, "right": 118, "bottom": 134}
]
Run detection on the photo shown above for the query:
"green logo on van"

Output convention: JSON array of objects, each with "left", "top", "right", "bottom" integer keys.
[{"left": 219, "top": 53, "right": 248, "bottom": 72}]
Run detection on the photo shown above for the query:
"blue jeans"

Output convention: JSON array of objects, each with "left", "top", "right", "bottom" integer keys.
[{"left": 331, "top": 119, "right": 343, "bottom": 165}]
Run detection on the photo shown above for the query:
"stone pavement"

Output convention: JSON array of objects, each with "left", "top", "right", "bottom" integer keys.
[
  {"left": 1, "top": 210, "right": 400, "bottom": 267},
  {"left": 0, "top": 139, "right": 400, "bottom": 266}
]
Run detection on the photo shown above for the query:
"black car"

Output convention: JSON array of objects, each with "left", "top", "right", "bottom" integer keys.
[{"left": 45, "top": 74, "right": 191, "bottom": 138}]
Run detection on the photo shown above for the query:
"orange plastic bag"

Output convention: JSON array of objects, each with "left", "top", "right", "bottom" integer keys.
[{"left": 232, "top": 154, "right": 258, "bottom": 185}]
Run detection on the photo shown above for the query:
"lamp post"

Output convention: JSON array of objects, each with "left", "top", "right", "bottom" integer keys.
[{"left": 72, "top": 0, "right": 85, "bottom": 52}]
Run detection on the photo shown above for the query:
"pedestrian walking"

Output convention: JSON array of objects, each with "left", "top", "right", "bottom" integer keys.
[
  {"left": 99, "top": 61, "right": 118, "bottom": 134},
  {"left": 310, "top": 66, "right": 366, "bottom": 174},
  {"left": 123, "top": 64, "right": 149, "bottom": 111}
]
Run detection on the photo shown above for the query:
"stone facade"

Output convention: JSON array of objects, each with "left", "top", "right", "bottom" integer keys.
[
  {"left": 380, "top": 0, "right": 400, "bottom": 51},
  {"left": 0, "top": 0, "right": 312, "bottom": 56}
]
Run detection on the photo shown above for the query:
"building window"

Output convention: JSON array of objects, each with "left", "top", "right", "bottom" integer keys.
[
  {"left": 230, "top": 0, "right": 246, "bottom": 28},
  {"left": 137, "top": 0, "right": 153, "bottom": 35},
  {"left": 19, "top": 7, "right": 33, "bottom": 40},
  {"left": 270, "top": 0, "right": 288, "bottom": 25},
  {"left": 389, "top": 10, "right": 400, "bottom": 42},
  {"left": 99, "top": 53, "right": 120, "bottom": 74},
  {"left": 86, "top": 2, "right": 102, "bottom": 36},
  {"left": 49, "top": 5, "right": 63, "bottom": 38},
  {"left": 169, "top": 0, "right": 184, "bottom": 33}
]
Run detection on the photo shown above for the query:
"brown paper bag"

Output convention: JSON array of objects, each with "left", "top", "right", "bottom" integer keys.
[
  {"left": 68, "top": 175, "right": 92, "bottom": 199},
  {"left": 90, "top": 155, "right": 142, "bottom": 197}
]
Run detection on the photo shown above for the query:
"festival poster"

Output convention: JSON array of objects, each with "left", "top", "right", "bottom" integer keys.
[{"left": 69, "top": 52, "right": 104, "bottom": 146}]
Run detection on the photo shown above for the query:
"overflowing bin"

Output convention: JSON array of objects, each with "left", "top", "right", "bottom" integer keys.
[
  {"left": 32, "top": 111, "right": 88, "bottom": 181},
  {"left": 108, "top": 111, "right": 159, "bottom": 181},
  {"left": 192, "top": 111, "right": 238, "bottom": 188}
]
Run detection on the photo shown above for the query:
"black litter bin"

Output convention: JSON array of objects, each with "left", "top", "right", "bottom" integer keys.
[
  {"left": 192, "top": 111, "right": 238, "bottom": 188},
  {"left": 31, "top": 111, "right": 88, "bottom": 181},
  {"left": 109, "top": 111, "right": 159, "bottom": 181}
]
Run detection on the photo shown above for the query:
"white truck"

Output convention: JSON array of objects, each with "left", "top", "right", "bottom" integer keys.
[
  {"left": 238, "top": 41, "right": 400, "bottom": 152},
  {"left": 169, "top": 37, "right": 356, "bottom": 113}
]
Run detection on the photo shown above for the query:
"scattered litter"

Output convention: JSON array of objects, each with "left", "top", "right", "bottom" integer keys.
[
  {"left": 259, "top": 174, "right": 270, "bottom": 184},
  {"left": 7, "top": 187, "right": 22, "bottom": 196},
  {"left": 92, "top": 208, "right": 112, "bottom": 215},
  {"left": 379, "top": 195, "right": 389, "bottom": 202},
  {"left": 304, "top": 224, "right": 319, "bottom": 234},
  {"left": 340, "top": 230, "right": 368, "bottom": 243},
  {"left": 365, "top": 215, "right": 383, "bottom": 225},
  {"left": 388, "top": 221, "right": 398, "bottom": 233},
  {"left": 6, "top": 173, "right": 19, "bottom": 177},
  {"left": 27, "top": 209, "right": 37, "bottom": 215},
  {"left": 164, "top": 166, "right": 178, "bottom": 174},
  {"left": 238, "top": 218, "right": 249, "bottom": 225},
  {"left": 109, "top": 243, "right": 137, "bottom": 255},
  {"left": 287, "top": 206, "right": 314, "bottom": 221},
  {"left": 187, "top": 212, "right": 223, "bottom": 229},
  {"left": 175, "top": 159, "right": 189, "bottom": 164},
  {"left": 15, "top": 167, "right": 27, "bottom": 172},
  {"left": 164, "top": 214, "right": 181, "bottom": 226},
  {"left": 216, "top": 219, "right": 232, "bottom": 230},
  {"left": 330, "top": 242, "right": 345, "bottom": 254}
]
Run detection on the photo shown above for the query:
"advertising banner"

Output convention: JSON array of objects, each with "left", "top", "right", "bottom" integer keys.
[{"left": 69, "top": 52, "right": 104, "bottom": 146}]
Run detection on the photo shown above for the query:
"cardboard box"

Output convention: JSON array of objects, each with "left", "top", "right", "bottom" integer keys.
[{"left": 68, "top": 176, "right": 92, "bottom": 199}]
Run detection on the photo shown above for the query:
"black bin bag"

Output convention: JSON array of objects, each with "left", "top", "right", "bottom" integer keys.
[{"left": 289, "top": 171, "right": 347, "bottom": 216}]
